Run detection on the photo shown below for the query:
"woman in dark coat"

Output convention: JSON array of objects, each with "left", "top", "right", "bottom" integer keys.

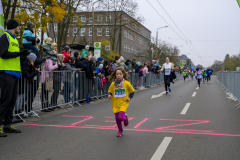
[{"left": 21, "top": 53, "right": 45, "bottom": 115}]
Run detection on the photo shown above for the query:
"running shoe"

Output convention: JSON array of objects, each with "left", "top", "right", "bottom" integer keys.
[
  {"left": 28, "top": 112, "right": 38, "bottom": 117},
  {"left": 169, "top": 88, "right": 171, "bottom": 92},
  {"left": 0, "top": 128, "right": 7, "bottom": 137},
  {"left": 116, "top": 131, "right": 123, "bottom": 137},
  {"left": 3, "top": 126, "right": 21, "bottom": 133},
  {"left": 124, "top": 114, "right": 129, "bottom": 127},
  {"left": 166, "top": 91, "right": 168, "bottom": 95}
]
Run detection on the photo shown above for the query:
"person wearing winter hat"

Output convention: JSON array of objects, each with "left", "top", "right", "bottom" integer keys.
[
  {"left": 0, "top": 19, "right": 31, "bottom": 137},
  {"left": 81, "top": 45, "right": 90, "bottom": 58},
  {"left": 21, "top": 53, "right": 45, "bottom": 116},
  {"left": 52, "top": 43, "right": 58, "bottom": 56},
  {"left": 62, "top": 45, "right": 71, "bottom": 63},
  {"left": 22, "top": 22, "right": 40, "bottom": 58}
]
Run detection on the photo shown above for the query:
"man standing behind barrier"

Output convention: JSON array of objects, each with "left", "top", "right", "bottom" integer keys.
[{"left": 0, "top": 19, "right": 30, "bottom": 137}]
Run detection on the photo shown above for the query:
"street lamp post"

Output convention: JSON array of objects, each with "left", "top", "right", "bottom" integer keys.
[
  {"left": 151, "top": 48, "right": 153, "bottom": 62},
  {"left": 156, "top": 26, "right": 168, "bottom": 47}
]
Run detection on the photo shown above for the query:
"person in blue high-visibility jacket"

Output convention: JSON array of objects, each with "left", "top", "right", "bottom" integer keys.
[
  {"left": 205, "top": 67, "right": 213, "bottom": 82},
  {"left": 196, "top": 65, "right": 202, "bottom": 72}
]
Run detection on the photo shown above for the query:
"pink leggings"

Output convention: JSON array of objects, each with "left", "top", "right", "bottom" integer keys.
[{"left": 115, "top": 111, "right": 126, "bottom": 131}]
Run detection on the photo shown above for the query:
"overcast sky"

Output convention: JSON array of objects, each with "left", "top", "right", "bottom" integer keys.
[{"left": 137, "top": 0, "right": 240, "bottom": 67}]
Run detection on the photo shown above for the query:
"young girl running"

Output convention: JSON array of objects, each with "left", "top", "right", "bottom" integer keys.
[
  {"left": 197, "top": 69, "right": 203, "bottom": 87},
  {"left": 108, "top": 67, "right": 135, "bottom": 137}
]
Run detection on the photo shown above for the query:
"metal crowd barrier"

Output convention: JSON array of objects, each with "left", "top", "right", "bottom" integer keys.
[
  {"left": 217, "top": 72, "right": 240, "bottom": 109},
  {"left": 13, "top": 70, "right": 183, "bottom": 120}
]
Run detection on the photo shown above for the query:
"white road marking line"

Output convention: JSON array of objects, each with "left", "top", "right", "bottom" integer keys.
[
  {"left": 151, "top": 91, "right": 166, "bottom": 99},
  {"left": 151, "top": 137, "right": 172, "bottom": 160},
  {"left": 192, "top": 92, "right": 196, "bottom": 97},
  {"left": 181, "top": 103, "right": 191, "bottom": 115},
  {"left": 196, "top": 87, "right": 199, "bottom": 90}
]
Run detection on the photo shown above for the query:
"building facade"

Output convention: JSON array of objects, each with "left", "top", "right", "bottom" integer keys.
[{"left": 48, "top": 11, "right": 151, "bottom": 60}]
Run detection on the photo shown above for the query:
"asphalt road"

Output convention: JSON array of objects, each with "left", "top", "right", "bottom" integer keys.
[{"left": 1, "top": 76, "right": 240, "bottom": 160}]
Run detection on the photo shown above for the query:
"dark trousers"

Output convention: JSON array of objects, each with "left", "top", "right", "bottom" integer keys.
[
  {"left": 198, "top": 79, "right": 201, "bottom": 86},
  {"left": 207, "top": 75, "right": 211, "bottom": 81},
  {"left": 184, "top": 76, "right": 186, "bottom": 81},
  {"left": 0, "top": 73, "right": 18, "bottom": 126},
  {"left": 164, "top": 75, "right": 171, "bottom": 91},
  {"left": 51, "top": 88, "right": 60, "bottom": 106},
  {"left": 23, "top": 44, "right": 40, "bottom": 59},
  {"left": 41, "top": 83, "right": 49, "bottom": 109}
]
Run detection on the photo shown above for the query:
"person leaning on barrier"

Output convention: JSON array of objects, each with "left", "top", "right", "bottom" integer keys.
[
  {"left": 50, "top": 54, "right": 66, "bottom": 108},
  {"left": 63, "top": 57, "right": 80, "bottom": 103},
  {"left": 21, "top": 53, "right": 46, "bottom": 116},
  {"left": 0, "top": 19, "right": 31, "bottom": 137}
]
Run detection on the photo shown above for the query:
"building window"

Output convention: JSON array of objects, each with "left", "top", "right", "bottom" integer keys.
[
  {"left": 97, "top": 15, "right": 102, "bottom": 22},
  {"left": 73, "top": 16, "right": 77, "bottom": 22},
  {"left": 106, "top": 15, "right": 111, "bottom": 21},
  {"left": 124, "top": 30, "right": 127, "bottom": 38},
  {"left": 128, "top": 31, "right": 131, "bottom": 39},
  {"left": 54, "top": 23, "right": 57, "bottom": 32},
  {"left": 106, "top": 28, "right": 110, "bottom": 36},
  {"left": 81, "top": 16, "right": 86, "bottom": 22},
  {"left": 81, "top": 28, "right": 85, "bottom": 36},
  {"left": 128, "top": 45, "right": 131, "bottom": 53},
  {"left": 89, "top": 16, "right": 92, "bottom": 22},
  {"left": 97, "top": 28, "right": 102, "bottom": 36},
  {"left": 73, "top": 28, "right": 77, "bottom": 36},
  {"left": 89, "top": 28, "right": 92, "bottom": 36},
  {"left": 124, "top": 43, "right": 126, "bottom": 51},
  {"left": 105, "top": 43, "right": 110, "bottom": 50}
]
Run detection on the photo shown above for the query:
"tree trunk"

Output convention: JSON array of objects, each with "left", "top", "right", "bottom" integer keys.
[
  {"left": 4, "top": 0, "right": 11, "bottom": 27},
  {"left": 10, "top": 0, "right": 18, "bottom": 19}
]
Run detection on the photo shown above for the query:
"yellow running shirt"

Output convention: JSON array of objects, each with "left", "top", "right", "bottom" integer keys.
[{"left": 108, "top": 80, "right": 135, "bottom": 113}]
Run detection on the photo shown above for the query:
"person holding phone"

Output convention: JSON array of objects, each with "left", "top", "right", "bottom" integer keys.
[{"left": 81, "top": 45, "right": 89, "bottom": 58}]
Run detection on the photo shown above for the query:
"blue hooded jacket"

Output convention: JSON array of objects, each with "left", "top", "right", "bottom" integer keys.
[
  {"left": 206, "top": 69, "right": 213, "bottom": 75},
  {"left": 22, "top": 28, "right": 36, "bottom": 45}
]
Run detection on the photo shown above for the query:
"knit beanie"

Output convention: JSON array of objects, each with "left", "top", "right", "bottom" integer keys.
[
  {"left": 44, "top": 37, "right": 52, "bottom": 44},
  {"left": 27, "top": 22, "right": 35, "bottom": 30},
  {"left": 136, "top": 62, "right": 141, "bottom": 66},
  {"left": 7, "top": 19, "right": 19, "bottom": 30},
  {"left": 64, "top": 45, "right": 70, "bottom": 51},
  {"left": 98, "top": 64, "right": 103, "bottom": 68},
  {"left": 27, "top": 53, "right": 37, "bottom": 62},
  {"left": 97, "top": 57, "right": 104, "bottom": 62},
  {"left": 85, "top": 45, "right": 89, "bottom": 49}
]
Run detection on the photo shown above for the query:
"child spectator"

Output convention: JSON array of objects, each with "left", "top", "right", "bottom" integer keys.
[{"left": 22, "top": 22, "right": 40, "bottom": 58}]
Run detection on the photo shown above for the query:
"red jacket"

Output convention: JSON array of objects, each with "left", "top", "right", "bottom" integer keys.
[{"left": 62, "top": 50, "right": 70, "bottom": 63}]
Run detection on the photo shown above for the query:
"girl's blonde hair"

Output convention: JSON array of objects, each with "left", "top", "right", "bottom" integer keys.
[
  {"left": 107, "top": 67, "right": 129, "bottom": 82},
  {"left": 58, "top": 54, "right": 65, "bottom": 61}
]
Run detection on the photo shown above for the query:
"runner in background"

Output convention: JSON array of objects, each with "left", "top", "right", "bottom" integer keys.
[
  {"left": 202, "top": 69, "right": 207, "bottom": 83},
  {"left": 183, "top": 70, "right": 187, "bottom": 81},
  {"left": 191, "top": 70, "right": 194, "bottom": 80},
  {"left": 206, "top": 67, "right": 213, "bottom": 82},
  {"left": 197, "top": 69, "right": 203, "bottom": 87}
]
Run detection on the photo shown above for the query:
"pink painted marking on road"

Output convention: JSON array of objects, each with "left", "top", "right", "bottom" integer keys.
[
  {"left": 69, "top": 116, "right": 94, "bottom": 126},
  {"left": 158, "top": 129, "right": 212, "bottom": 133},
  {"left": 159, "top": 119, "right": 204, "bottom": 121},
  {"left": 23, "top": 124, "right": 240, "bottom": 137},
  {"left": 134, "top": 118, "right": 149, "bottom": 129},
  {"left": 63, "top": 115, "right": 92, "bottom": 118},
  {"left": 156, "top": 120, "right": 210, "bottom": 130}
]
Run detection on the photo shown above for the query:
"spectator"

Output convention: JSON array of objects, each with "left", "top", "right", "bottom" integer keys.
[
  {"left": 62, "top": 45, "right": 71, "bottom": 63},
  {"left": 21, "top": 53, "right": 45, "bottom": 116},
  {"left": 81, "top": 45, "right": 89, "bottom": 58},
  {"left": 40, "top": 40, "right": 59, "bottom": 112},
  {"left": 42, "top": 37, "right": 59, "bottom": 65},
  {"left": 0, "top": 19, "right": 30, "bottom": 136},
  {"left": 63, "top": 57, "right": 80, "bottom": 103},
  {"left": 143, "top": 63, "right": 149, "bottom": 76},
  {"left": 22, "top": 22, "right": 40, "bottom": 58},
  {"left": 52, "top": 43, "right": 58, "bottom": 55},
  {"left": 51, "top": 54, "right": 66, "bottom": 108},
  {"left": 97, "top": 57, "right": 104, "bottom": 67},
  {"left": 125, "top": 59, "right": 133, "bottom": 72},
  {"left": 74, "top": 51, "right": 87, "bottom": 70},
  {"left": 134, "top": 62, "right": 141, "bottom": 73}
]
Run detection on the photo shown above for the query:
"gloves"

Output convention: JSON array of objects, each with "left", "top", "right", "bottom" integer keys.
[{"left": 20, "top": 49, "right": 30, "bottom": 56}]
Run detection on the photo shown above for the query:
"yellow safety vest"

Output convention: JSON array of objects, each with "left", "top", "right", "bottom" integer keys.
[{"left": 0, "top": 32, "right": 20, "bottom": 71}]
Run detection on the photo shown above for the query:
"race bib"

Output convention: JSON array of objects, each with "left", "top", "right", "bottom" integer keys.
[
  {"left": 114, "top": 88, "right": 126, "bottom": 98},
  {"left": 208, "top": 71, "right": 211, "bottom": 73},
  {"left": 165, "top": 69, "right": 171, "bottom": 75}
]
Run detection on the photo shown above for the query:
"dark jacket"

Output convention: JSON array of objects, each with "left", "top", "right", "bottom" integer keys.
[
  {"left": 134, "top": 65, "right": 140, "bottom": 73},
  {"left": 86, "top": 60, "right": 94, "bottom": 79},
  {"left": 63, "top": 62, "right": 79, "bottom": 82}
]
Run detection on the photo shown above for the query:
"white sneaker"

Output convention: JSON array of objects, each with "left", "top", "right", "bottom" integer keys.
[{"left": 28, "top": 112, "right": 38, "bottom": 117}]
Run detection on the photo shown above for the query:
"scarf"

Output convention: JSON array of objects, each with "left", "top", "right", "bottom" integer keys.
[{"left": 114, "top": 78, "right": 125, "bottom": 89}]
